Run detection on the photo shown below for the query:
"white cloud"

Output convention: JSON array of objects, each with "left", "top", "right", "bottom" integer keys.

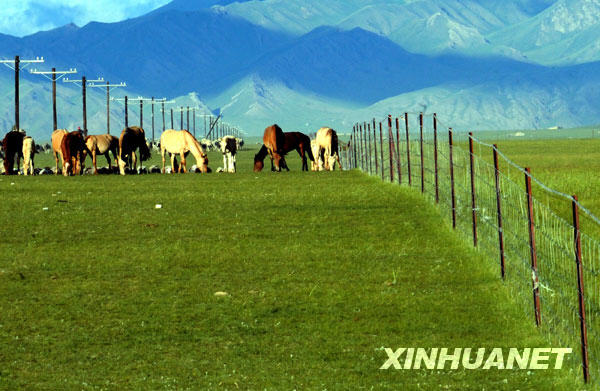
[{"left": 0, "top": 0, "right": 171, "bottom": 37}]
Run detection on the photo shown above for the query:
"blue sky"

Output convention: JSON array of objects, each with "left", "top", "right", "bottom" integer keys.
[{"left": 0, "top": 0, "right": 171, "bottom": 37}]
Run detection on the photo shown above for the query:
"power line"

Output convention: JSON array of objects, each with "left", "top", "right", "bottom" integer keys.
[
  {"left": 30, "top": 67, "right": 77, "bottom": 131},
  {"left": 0, "top": 56, "right": 44, "bottom": 130}
]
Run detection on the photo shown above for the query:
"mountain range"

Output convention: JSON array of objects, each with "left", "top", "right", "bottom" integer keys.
[{"left": 1, "top": 0, "right": 600, "bottom": 140}]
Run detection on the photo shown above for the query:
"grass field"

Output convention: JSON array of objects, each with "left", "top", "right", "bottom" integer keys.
[{"left": 0, "top": 146, "right": 587, "bottom": 390}]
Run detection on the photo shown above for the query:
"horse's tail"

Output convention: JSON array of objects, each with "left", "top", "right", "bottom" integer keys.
[
  {"left": 305, "top": 136, "right": 315, "bottom": 162},
  {"left": 331, "top": 131, "right": 339, "bottom": 156}
]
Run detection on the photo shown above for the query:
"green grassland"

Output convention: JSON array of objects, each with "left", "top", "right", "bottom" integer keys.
[{"left": 0, "top": 145, "right": 586, "bottom": 390}]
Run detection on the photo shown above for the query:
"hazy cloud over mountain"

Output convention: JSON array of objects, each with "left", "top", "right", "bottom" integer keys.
[{"left": 0, "top": 0, "right": 170, "bottom": 37}]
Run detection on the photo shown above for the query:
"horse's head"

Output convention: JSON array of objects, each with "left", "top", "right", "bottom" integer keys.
[
  {"left": 199, "top": 153, "right": 209, "bottom": 173},
  {"left": 253, "top": 155, "right": 264, "bottom": 172}
]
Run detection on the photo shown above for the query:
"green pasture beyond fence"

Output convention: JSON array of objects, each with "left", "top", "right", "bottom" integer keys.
[{"left": 344, "top": 113, "right": 600, "bottom": 385}]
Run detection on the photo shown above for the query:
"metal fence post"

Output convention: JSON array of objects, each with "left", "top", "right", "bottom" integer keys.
[
  {"left": 388, "top": 115, "right": 394, "bottom": 183},
  {"left": 405, "top": 113, "right": 412, "bottom": 186},
  {"left": 367, "top": 121, "right": 372, "bottom": 174},
  {"left": 379, "top": 122, "right": 384, "bottom": 181},
  {"left": 372, "top": 123, "right": 378, "bottom": 175},
  {"left": 433, "top": 113, "right": 439, "bottom": 203},
  {"left": 493, "top": 145, "right": 506, "bottom": 279},
  {"left": 449, "top": 128, "right": 456, "bottom": 229},
  {"left": 420, "top": 112, "right": 424, "bottom": 193},
  {"left": 525, "top": 167, "right": 542, "bottom": 326},
  {"left": 395, "top": 117, "right": 401, "bottom": 184},
  {"left": 572, "top": 195, "right": 590, "bottom": 383},
  {"left": 469, "top": 132, "right": 477, "bottom": 247}
]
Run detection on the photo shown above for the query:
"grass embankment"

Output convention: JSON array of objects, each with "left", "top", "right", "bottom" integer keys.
[{"left": 0, "top": 148, "right": 583, "bottom": 390}]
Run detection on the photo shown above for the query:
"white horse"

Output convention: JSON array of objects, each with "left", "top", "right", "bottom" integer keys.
[
  {"left": 22, "top": 136, "right": 35, "bottom": 175},
  {"left": 315, "top": 127, "right": 342, "bottom": 171},
  {"left": 160, "top": 129, "right": 209, "bottom": 173}
]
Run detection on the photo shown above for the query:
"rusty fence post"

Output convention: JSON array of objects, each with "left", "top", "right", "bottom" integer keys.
[
  {"left": 364, "top": 122, "right": 368, "bottom": 172},
  {"left": 388, "top": 115, "right": 394, "bottom": 183},
  {"left": 449, "top": 128, "right": 456, "bottom": 229},
  {"left": 493, "top": 145, "right": 506, "bottom": 279},
  {"left": 395, "top": 117, "right": 401, "bottom": 184},
  {"left": 433, "top": 113, "right": 440, "bottom": 204},
  {"left": 525, "top": 167, "right": 542, "bottom": 326},
  {"left": 405, "top": 113, "right": 412, "bottom": 186},
  {"left": 469, "top": 132, "right": 477, "bottom": 247},
  {"left": 372, "top": 123, "right": 378, "bottom": 176},
  {"left": 350, "top": 127, "right": 354, "bottom": 169},
  {"left": 420, "top": 112, "right": 424, "bottom": 193},
  {"left": 352, "top": 128, "right": 357, "bottom": 169},
  {"left": 359, "top": 124, "right": 364, "bottom": 171},
  {"left": 367, "top": 121, "right": 372, "bottom": 174},
  {"left": 433, "top": 113, "right": 439, "bottom": 203},
  {"left": 379, "top": 122, "right": 384, "bottom": 181},
  {"left": 572, "top": 195, "right": 590, "bottom": 383}
]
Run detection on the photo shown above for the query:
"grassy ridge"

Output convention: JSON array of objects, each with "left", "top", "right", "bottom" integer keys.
[{"left": 0, "top": 148, "right": 583, "bottom": 390}]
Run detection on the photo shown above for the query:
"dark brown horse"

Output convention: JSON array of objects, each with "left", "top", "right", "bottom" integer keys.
[
  {"left": 2, "top": 130, "right": 25, "bottom": 175},
  {"left": 118, "top": 126, "right": 151, "bottom": 175},
  {"left": 254, "top": 124, "right": 287, "bottom": 172},
  {"left": 61, "top": 130, "right": 88, "bottom": 176},
  {"left": 282, "top": 132, "right": 314, "bottom": 171}
]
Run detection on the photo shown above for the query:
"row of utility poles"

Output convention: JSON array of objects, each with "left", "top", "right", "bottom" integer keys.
[{"left": 1, "top": 55, "right": 242, "bottom": 141}]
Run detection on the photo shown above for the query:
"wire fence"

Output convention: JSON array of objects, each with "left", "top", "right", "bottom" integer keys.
[{"left": 346, "top": 113, "right": 598, "bottom": 384}]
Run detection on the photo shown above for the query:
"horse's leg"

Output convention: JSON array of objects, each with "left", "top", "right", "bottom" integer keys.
[
  {"left": 54, "top": 152, "right": 59, "bottom": 175},
  {"left": 180, "top": 150, "right": 186, "bottom": 173},
  {"left": 222, "top": 153, "right": 227, "bottom": 172},
  {"left": 118, "top": 146, "right": 126, "bottom": 175},
  {"left": 298, "top": 147, "right": 307, "bottom": 171},
  {"left": 132, "top": 151, "right": 138, "bottom": 172},
  {"left": 161, "top": 148, "right": 166, "bottom": 174},
  {"left": 93, "top": 150, "right": 98, "bottom": 174},
  {"left": 170, "top": 153, "right": 176, "bottom": 174}
]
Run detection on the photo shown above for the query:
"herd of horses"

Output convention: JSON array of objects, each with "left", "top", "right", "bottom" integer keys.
[
  {"left": 1, "top": 124, "right": 342, "bottom": 175},
  {"left": 253, "top": 125, "right": 342, "bottom": 172}
]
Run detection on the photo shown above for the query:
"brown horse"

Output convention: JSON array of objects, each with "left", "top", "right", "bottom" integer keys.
[
  {"left": 118, "top": 126, "right": 151, "bottom": 175},
  {"left": 254, "top": 124, "right": 288, "bottom": 172},
  {"left": 2, "top": 130, "right": 25, "bottom": 175},
  {"left": 51, "top": 129, "right": 68, "bottom": 174},
  {"left": 61, "top": 130, "right": 88, "bottom": 176},
  {"left": 84, "top": 134, "right": 119, "bottom": 174}
]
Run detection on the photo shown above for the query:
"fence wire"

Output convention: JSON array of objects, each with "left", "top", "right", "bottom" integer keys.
[{"left": 348, "top": 113, "right": 600, "bottom": 384}]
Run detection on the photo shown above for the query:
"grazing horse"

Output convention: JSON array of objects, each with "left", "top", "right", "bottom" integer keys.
[
  {"left": 22, "top": 136, "right": 36, "bottom": 175},
  {"left": 51, "top": 129, "right": 68, "bottom": 175},
  {"left": 220, "top": 135, "right": 237, "bottom": 173},
  {"left": 282, "top": 132, "right": 314, "bottom": 171},
  {"left": 84, "top": 134, "right": 119, "bottom": 174},
  {"left": 61, "top": 130, "right": 88, "bottom": 176},
  {"left": 315, "top": 127, "right": 342, "bottom": 171},
  {"left": 254, "top": 124, "right": 288, "bottom": 172},
  {"left": 160, "top": 129, "right": 209, "bottom": 173},
  {"left": 2, "top": 130, "right": 25, "bottom": 175},
  {"left": 118, "top": 126, "right": 151, "bottom": 175},
  {"left": 310, "top": 139, "right": 319, "bottom": 171}
]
